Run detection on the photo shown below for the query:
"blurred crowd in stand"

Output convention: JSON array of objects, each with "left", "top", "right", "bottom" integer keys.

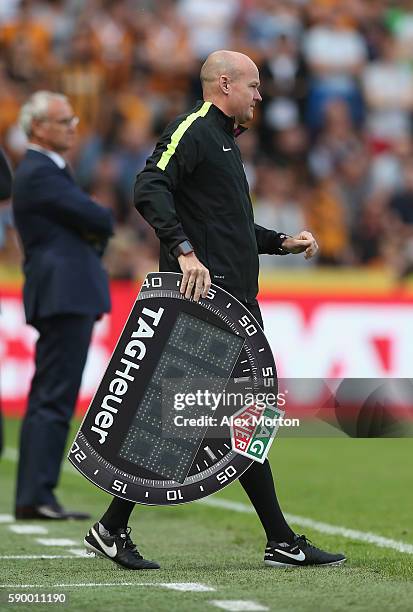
[{"left": 1, "top": 0, "right": 413, "bottom": 280}]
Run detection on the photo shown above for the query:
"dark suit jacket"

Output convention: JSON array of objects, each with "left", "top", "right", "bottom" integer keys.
[{"left": 12, "top": 149, "right": 114, "bottom": 324}]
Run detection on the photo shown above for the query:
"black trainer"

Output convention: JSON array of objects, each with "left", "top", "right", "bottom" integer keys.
[
  {"left": 264, "top": 534, "right": 346, "bottom": 567},
  {"left": 84, "top": 522, "right": 160, "bottom": 570}
]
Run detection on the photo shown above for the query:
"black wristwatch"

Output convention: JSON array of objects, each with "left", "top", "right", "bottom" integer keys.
[{"left": 172, "top": 240, "right": 194, "bottom": 258}]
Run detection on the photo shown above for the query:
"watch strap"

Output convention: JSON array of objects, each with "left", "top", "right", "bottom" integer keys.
[{"left": 172, "top": 240, "right": 194, "bottom": 258}]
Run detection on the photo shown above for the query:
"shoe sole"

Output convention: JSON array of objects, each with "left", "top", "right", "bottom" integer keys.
[
  {"left": 264, "top": 558, "right": 346, "bottom": 568},
  {"left": 84, "top": 538, "right": 106, "bottom": 558}
]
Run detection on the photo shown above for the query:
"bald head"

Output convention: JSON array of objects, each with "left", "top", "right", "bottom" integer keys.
[
  {"left": 200, "top": 50, "right": 261, "bottom": 125},
  {"left": 200, "top": 51, "right": 256, "bottom": 94}
]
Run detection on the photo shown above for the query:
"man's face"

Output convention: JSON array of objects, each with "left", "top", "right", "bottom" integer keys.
[
  {"left": 31, "top": 99, "right": 77, "bottom": 153},
  {"left": 226, "top": 62, "right": 262, "bottom": 125}
]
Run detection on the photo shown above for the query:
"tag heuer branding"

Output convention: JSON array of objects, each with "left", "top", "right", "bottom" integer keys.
[{"left": 230, "top": 403, "right": 285, "bottom": 463}]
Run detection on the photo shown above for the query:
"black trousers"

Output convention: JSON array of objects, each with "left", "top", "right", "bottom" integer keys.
[
  {"left": 101, "top": 302, "right": 294, "bottom": 542},
  {"left": 15, "top": 314, "right": 95, "bottom": 507},
  {"left": 237, "top": 302, "right": 293, "bottom": 542}
]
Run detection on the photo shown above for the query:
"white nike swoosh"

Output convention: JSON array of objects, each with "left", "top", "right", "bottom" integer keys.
[
  {"left": 273, "top": 548, "right": 305, "bottom": 561},
  {"left": 91, "top": 526, "right": 117, "bottom": 558},
  {"left": 223, "top": 146, "right": 232, "bottom": 151}
]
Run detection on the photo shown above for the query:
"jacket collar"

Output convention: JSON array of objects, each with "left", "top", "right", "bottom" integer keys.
[
  {"left": 201, "top": 101, "right": 248, "bottom": 137},
  {"left": 27, "top": 144, "right": 66, "bottom": 169}
]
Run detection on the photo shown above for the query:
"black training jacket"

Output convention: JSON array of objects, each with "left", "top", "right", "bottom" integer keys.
[{"left": 134, "top": 101, "right": 288, "bottom": 303}]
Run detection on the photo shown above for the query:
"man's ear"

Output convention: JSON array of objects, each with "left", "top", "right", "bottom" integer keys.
[{"left": 219, "top": 75, "right": 230, "bottom": 95}]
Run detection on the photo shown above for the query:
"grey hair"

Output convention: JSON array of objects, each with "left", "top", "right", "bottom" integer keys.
[{"left": 19, "top": 91, "right": 68, "bottom": 136}]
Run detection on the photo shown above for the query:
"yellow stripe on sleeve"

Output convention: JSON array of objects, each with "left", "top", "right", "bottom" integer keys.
[{"left": 156, "top": 101, "right": 211, "bottom": 171}]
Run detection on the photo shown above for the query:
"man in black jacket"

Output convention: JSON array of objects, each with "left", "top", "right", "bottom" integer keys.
[
  {"left": 85, "top": 51, "right": 345, "bottom": 568},
  {"left": 13, "top": 91, "right": 113, "bottom": 520}
]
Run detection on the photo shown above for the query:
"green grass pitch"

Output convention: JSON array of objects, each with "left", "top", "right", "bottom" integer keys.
[{"left": 1, "top": 417, "right": 413, "bottom": 612}]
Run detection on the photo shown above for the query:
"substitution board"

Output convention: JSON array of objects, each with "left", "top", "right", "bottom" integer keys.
[{"left": 68, "top": 272, "right": 277, "bottom": 505}]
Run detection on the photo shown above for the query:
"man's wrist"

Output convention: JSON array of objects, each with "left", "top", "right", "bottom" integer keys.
[
  {"left": 172, "top": 240, "right": 194, "bottom": 258},
  {"left": 277, "top": 233, "right": 291, "bottom": 255}
]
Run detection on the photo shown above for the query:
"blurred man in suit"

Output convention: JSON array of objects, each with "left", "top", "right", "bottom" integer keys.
[
  {"left": 0, "top": 148, "right": 12, "bottom": 201},
  {"left": 12, "top": 91, "right": 114, "bottom": 519},
  {"left": 0, "top": 147, "right": 13, "bottom": 457}
]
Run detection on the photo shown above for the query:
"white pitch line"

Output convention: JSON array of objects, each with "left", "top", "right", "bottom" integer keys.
[
  {"left": 0, "top": 555, "right": 89, "bottom": 560},
  {"left": 36, "top": 538, "right": 77, "bottom": 547},
  {"left": 0, "top": 514, "right": 15, "bottom": 523},
  {"left": 53, "top": 583, "right": 154, "bottom": 588},
  {"left": 0, "top": 582, "right": 215, "bottom": 591},
  {"left": 198, "top": 499, "right": 254, "bottom": 514},
  {"left": 0, "top": 585, "right": 41, "bottom": 589},
  {"left": 1, "top": 447, "right": 17, "bottom": 462},
  {"left": 211, "top": 601, "right": 268, "bottom": 612},
  {"left": 3, "top": 447, "right": 81, "bottom": 477},
  {"left": 199, "top": 498, "right": 413, "bottom": 555},
  {"left": 9, "top": 525, "right": 48, "bottom": 535},
  {"left": 68, "top": 549, "right": 90, "bottom": 557},
  {"left": 158, "top": 583, "right": 215, "bottom": 592}
]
